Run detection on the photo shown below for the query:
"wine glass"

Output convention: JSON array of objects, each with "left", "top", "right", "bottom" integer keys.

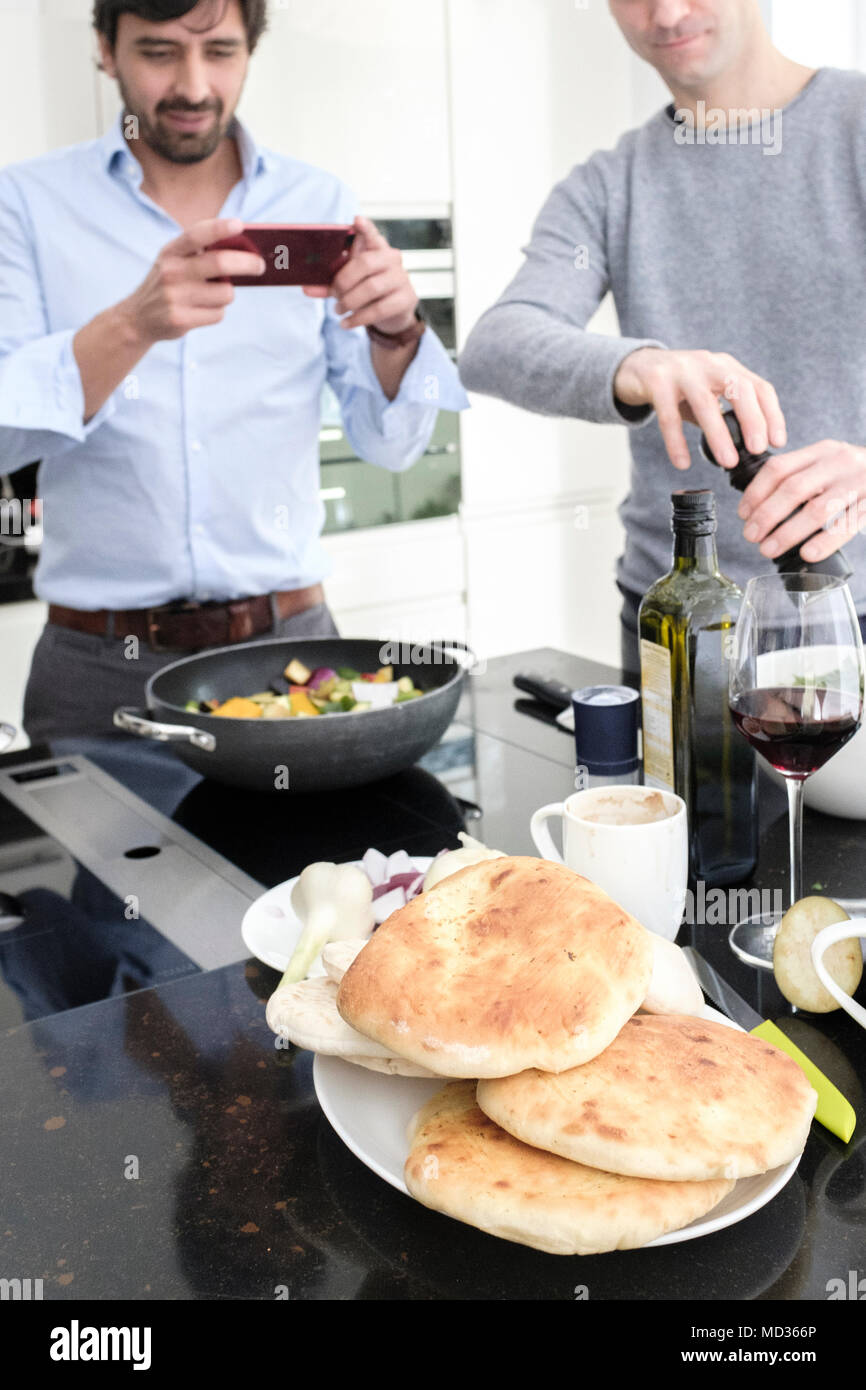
[{"left": 727, "top": 573, "right": 865, "bottom": 969}]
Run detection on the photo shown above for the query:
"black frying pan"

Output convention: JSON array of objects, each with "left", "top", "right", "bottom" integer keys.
[{"left": 113, "top": 637, "right": 469, "bottom": 793}]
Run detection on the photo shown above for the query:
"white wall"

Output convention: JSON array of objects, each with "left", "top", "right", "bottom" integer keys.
[
  {"left": 0, "top": 0, "right": 100, "bottom": 167},
  {"left": 769, "top": 0, "right": 862, "bottom": 68}
]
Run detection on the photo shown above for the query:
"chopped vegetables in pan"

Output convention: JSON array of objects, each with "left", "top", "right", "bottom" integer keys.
[{"left": 184, "top": 662, "right": 425, "bottom": 719}]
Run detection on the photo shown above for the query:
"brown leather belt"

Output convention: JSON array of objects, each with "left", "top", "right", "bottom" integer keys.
[{"left": 48, "top": 584, "right": 325, "bottom": 653}]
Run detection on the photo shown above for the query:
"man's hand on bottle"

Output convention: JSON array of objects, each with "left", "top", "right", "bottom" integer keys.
[
  {"left": 737, "top": 438, "right": 866, "bottom": 564},
  {"left": 613, "top": 347, "right": 787, "bottom": 472},
  {"left": 117, "top": 217, "right": 265, "bottom": 346}
]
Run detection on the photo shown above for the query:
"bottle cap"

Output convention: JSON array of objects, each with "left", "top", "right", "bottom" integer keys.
[
  {"left": 571, "top": 685, "right": 641, "bottom": 776},
  {"left": 671, "top": 488, "right": 716, "bottom": 533},
  {"left": 671, "top": 488, "right": 715, "bottom": 516}
]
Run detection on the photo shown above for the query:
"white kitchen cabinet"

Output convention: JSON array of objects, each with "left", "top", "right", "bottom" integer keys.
[
  {"left": 321, "top": 515, "right": 467, "bottom": 645},
  {"left": 461, "top": 490, "right": 625, "bottom": 670},
  {"left": 448, "top": 0, "right": 638, "bottom": 662}
]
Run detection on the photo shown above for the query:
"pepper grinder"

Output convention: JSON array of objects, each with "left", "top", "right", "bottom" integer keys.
[
  {"left": 699, "top": 410, "right": 852, "bottom": 581},
  {"left": 571, "top": 685, "right": 642, "bottom": 789}
]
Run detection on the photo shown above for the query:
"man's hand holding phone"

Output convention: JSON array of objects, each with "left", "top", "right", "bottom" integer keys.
[
  {"left": 304, "top": 215, "right": 422, "bottom": 400},
  {"left": 118, "top": 217, "right": 265, "bottom": 345},
  {"left": 304, "top": 215, "right": 419, "bottom": 336},
  {"left": 73, "top": 218, "right": 264, "bottom": 422}
]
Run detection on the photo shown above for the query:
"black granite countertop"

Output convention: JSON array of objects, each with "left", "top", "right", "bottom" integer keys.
[{"left": 1, "top": 648, "right": 865, "bottom": 1304}]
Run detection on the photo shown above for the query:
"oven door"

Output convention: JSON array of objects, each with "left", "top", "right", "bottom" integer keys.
[{"left": 318, "top": 274, "right": 461, "bottom": 536}]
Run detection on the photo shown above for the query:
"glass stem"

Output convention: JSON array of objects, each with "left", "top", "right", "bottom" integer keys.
[{"left": 786, "top": 777, "right": 805, "bottom": 907}]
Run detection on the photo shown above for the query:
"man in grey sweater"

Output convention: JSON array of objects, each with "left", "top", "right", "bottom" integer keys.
[{"left": 459, "top": 0, "right": 866, "bottom": 674}]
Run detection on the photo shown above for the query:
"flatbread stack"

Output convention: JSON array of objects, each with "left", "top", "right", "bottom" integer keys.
[
  {"left": 404, "top": 1016, "right": 816, "bottom": 1254},
  {"left": 405, "top": 1082, "right": 738, "bottom": 1256},
  {"left": 268, "top": 854, "right": 817, "bottom": 1253}
]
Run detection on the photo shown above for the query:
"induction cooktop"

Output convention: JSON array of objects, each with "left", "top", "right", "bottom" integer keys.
[{"left": 0, "top": 754, "right": 264, "bottom": 1030}]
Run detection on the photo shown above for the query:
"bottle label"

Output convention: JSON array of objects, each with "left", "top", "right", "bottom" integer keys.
[{"left": 640, "top": 638, "right": 675, "bottom": 790}]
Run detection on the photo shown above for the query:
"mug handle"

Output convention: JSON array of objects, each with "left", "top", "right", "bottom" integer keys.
[
  {"left": 530, "top": 803, "right": 565, "bottom": 864},
  {"left": 811, "top": 919, "right": 866, "bottom": 1029}
]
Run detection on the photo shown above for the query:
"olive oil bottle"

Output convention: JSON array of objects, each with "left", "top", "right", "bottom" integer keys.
[{"left": 639, "top": 490, "right": 757, "bottom": 886}]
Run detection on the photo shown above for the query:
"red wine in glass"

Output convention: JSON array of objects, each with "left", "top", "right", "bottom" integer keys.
[
  {"left": 730, "top": 686, "right": 861, "bottom": 779},
  {"left": 726, "top": 572, "right": 865, "bottom": 970}
]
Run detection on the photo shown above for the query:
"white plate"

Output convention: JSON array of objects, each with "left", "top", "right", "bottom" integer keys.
[
  {"left": 241, "top": 857, "right": 434, "bottom": 972},
  {"left": 312, "top": 1007, "right": 803, "bottom": 1250}
]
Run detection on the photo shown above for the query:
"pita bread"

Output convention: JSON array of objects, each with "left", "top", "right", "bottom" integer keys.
[
  {"left": 404, "top": 1082, "right": 735, "bottom": 1255},
  {"left": 264, "top": 976, "right": 419, "bottom": 1063},
  {"left": 641, "top": 935, "right": 704, "bottom": 1015},
  {"left": 477, "top": 1014, "right": 817, "bottom": 1182},
  {"left": 266, "top": 977, "right": 441, "bottom": 1076},
  {"left": 345, "top": 1054, "right": 440, "bottom": 1078},
  {"left": 336, "top": 856, "right": 653, "bottom": 1078},
  {"left": 326, "top": 932, "right": 703, "bottom": 1020},
  {"left": 322, "top": 938, "right": 368, "bottom": 984}
]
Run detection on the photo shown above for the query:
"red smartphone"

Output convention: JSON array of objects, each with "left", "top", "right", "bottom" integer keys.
[{"left": 207, "top": 224, "right": 356, "bottom": 286}]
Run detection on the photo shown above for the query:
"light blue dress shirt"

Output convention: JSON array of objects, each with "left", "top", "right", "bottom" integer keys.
[{"left": 0, "top": 115, "right": 468, "bottom": 609}]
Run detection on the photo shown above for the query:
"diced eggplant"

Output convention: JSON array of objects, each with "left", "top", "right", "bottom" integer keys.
[
  {"left": 270, "top": 676, "right": 291, "bottom": 696},
  {"left": 308, "top": 667, "right": 338, "bottom": 691}
]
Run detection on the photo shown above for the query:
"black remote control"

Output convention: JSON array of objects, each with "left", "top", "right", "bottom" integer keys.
[{"left": 512, "top": 672, "right": 574, "bottom": 711}]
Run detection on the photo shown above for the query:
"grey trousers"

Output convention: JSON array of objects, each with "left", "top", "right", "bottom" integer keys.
[
  {"left": 22, "top": 600, "right": 340, "bottom": 745},
  {"left": 618, "top": 583, "right": 642, "bottom": 685}
]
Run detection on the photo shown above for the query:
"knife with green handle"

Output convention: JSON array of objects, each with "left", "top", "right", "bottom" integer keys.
[{"left": 682, "top": 947, "right": 856, "bottom": 1144}]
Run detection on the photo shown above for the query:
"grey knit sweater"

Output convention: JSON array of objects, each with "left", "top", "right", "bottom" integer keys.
[{"left": 459, "top": 67, "right": 866, "bottom": 608}]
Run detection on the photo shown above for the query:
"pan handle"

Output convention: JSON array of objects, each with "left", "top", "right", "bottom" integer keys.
[
  {"left": 425, "top": 640, "right": 482, "bottom": 675},
  {"left": 113, "top": 706, "right": 216, "bottom": 752}
]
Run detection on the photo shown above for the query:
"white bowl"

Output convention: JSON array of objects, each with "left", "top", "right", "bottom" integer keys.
[
  {"left": 802, "top": 720, "right": 866, "bottom": 820},
  {"left": 754, "top": 645, "right": 866, "bottom": 821}
]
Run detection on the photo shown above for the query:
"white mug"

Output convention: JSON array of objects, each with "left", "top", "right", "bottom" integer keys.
[
  {"left": 530, "top": 785, "right": 688, "bottom": 940},
  {"left": 811, "top": 920, "right": 866, "bottom": 1029}
]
